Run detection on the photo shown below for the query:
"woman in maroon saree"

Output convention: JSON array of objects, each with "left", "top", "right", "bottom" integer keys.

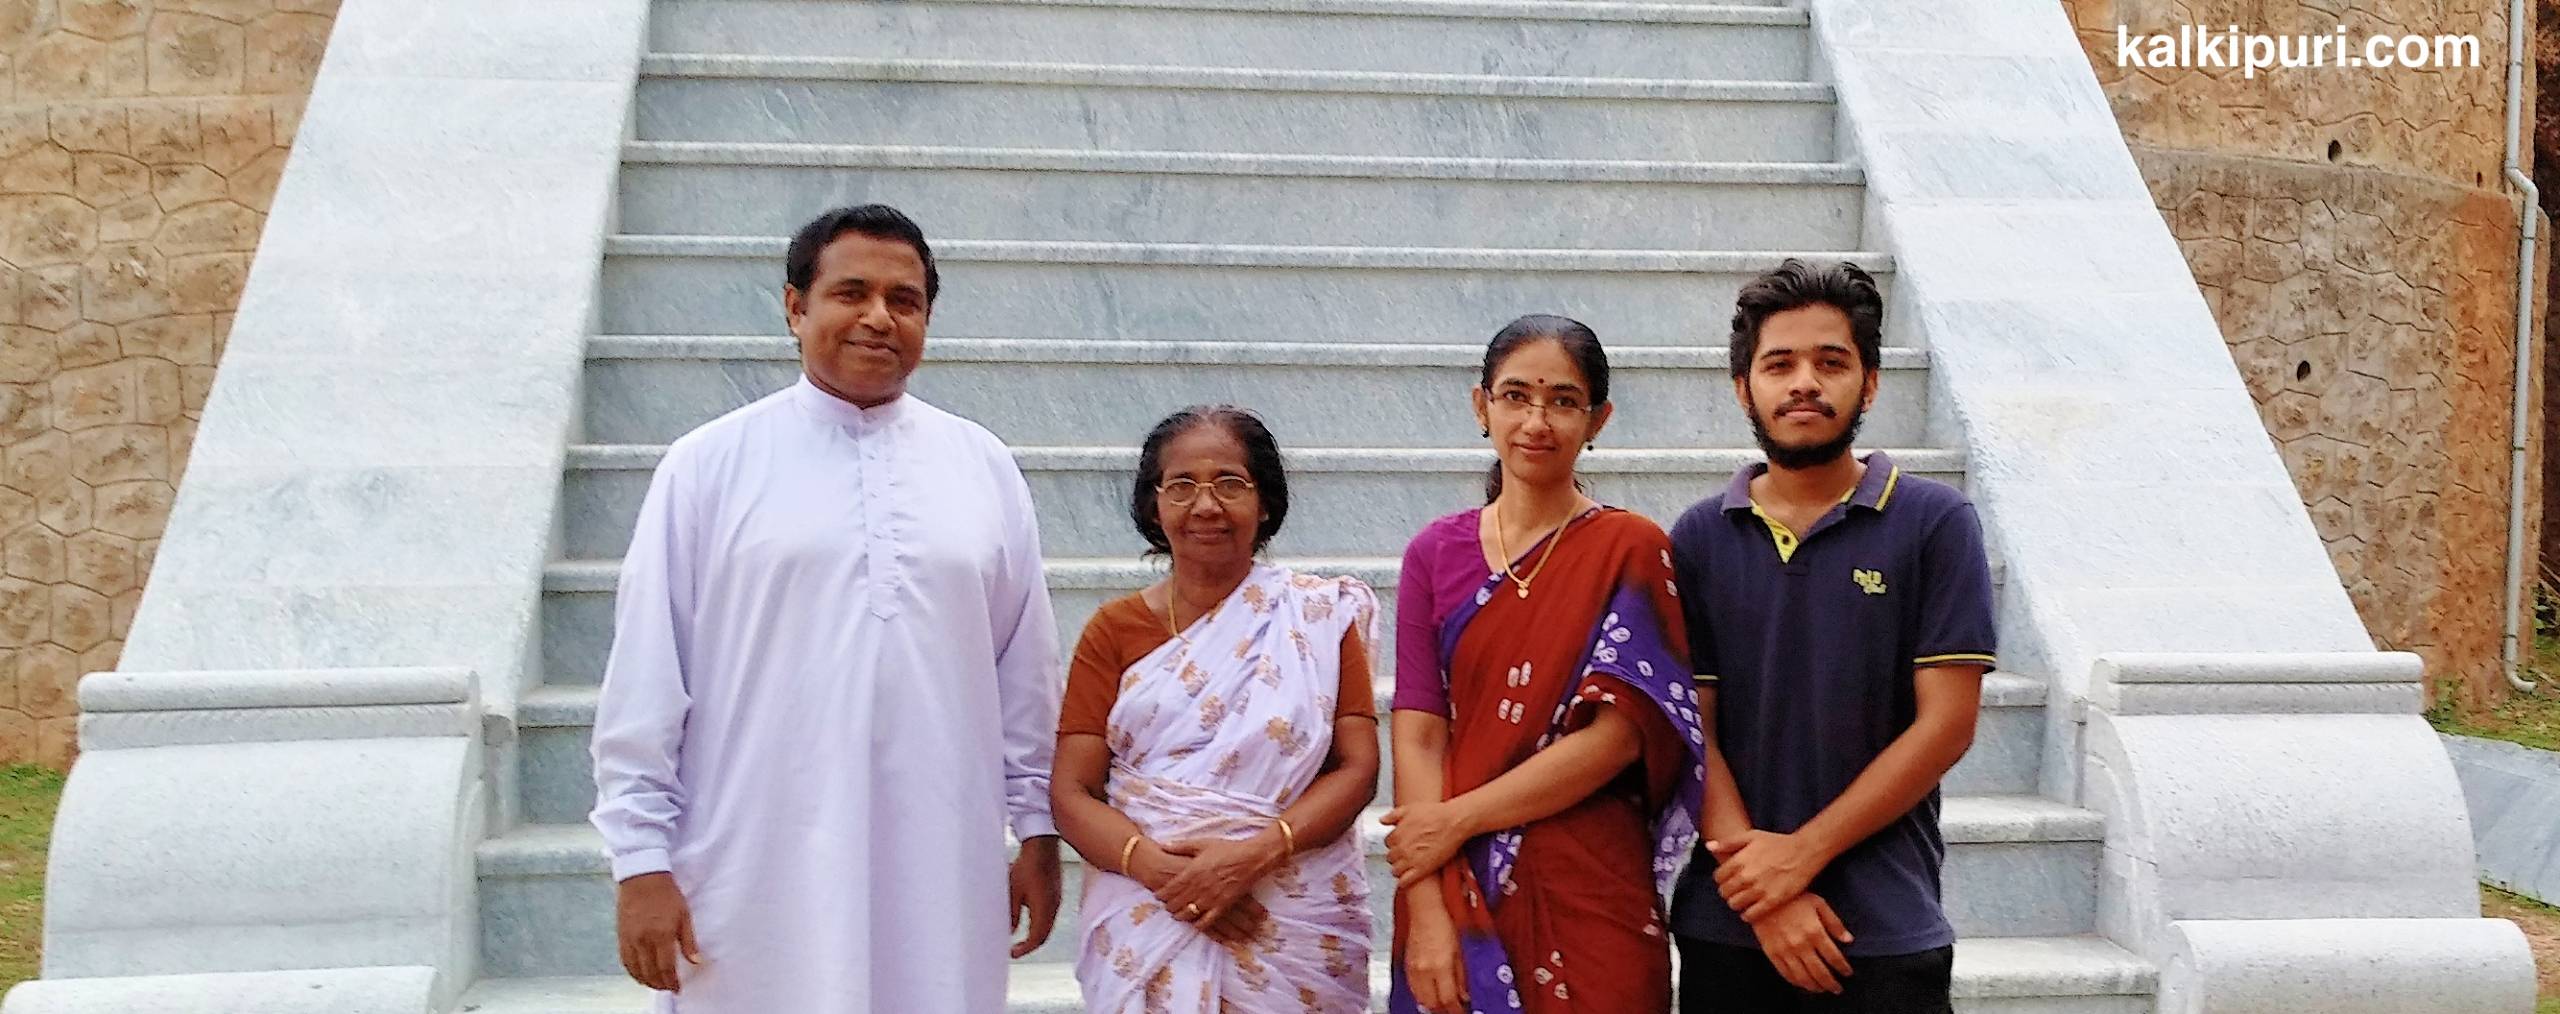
[{"left": 1384, "top": 316, "right": 1709, "bottom": 1014}]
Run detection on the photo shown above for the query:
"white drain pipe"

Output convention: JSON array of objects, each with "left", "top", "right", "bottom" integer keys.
[{"left": 2502, "top": 0, "right": 2542, "bottom": 694}]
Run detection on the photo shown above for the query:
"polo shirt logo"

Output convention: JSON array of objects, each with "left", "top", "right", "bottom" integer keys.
[{"left": 1852, "top": 569, "right": 1888, "bottom": 595}]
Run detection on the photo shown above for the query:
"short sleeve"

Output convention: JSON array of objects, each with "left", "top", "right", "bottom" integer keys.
[
  {"left": 1912, "top": 501, "right": 1997, "bottom": 670},
  {"left": 1668, "top": 508, "right": 1721, "bottom": 684},
  {"left": 1057, "top": 605, "right": 1128, "bottom": 738},
  {"left": 1391, "top": 530, "right": 1452, "bottom": 715},
  {"left": 1337, "top": 626, "right": 1377, "bottom": 721}
]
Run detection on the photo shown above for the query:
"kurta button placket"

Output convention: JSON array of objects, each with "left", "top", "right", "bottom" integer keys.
[{"left": 861, "top": 414, "right": 906, "bottom": 620}]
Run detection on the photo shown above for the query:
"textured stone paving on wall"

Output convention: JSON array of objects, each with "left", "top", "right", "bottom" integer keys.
[
  {"left": 2148, "top": 152, "right": 2538, "bottom": 709},
  {"left": 0, "top": 0, "right": 335, "bottom": 767},
  {"left": 2074, "top": 0, "right": 2511, "bottom": 185},
  {"left": 2063, "top": 0, "right": 2542, "bottom": 708}
]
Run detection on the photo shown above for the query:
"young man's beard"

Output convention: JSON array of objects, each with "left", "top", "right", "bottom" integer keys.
[{"left": 1748, "top": 395, "right": 1865, "bottom": 470}]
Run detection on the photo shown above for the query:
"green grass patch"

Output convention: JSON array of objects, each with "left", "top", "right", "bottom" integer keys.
[
  {"left": 2434, "top": 687, "right": 2560, "bottom": 753},
  {"left": 0, "top": 766, "right": 64, "bottom": 992},
  {"left": 2493, "top": 883, "right": 2560, "bottom": 917},
  {"left": 2428, "top": 623, "right": 2560, "bottom": 752}
]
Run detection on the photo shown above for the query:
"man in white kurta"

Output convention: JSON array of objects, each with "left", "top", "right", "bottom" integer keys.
[{"left": 590, "top": 205, "right": 1061, "bottom": 1012}]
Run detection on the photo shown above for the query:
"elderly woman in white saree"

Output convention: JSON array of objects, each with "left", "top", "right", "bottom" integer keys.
[{"left": 1051, "top": 406, "right": 1383, "bottom": 1013}]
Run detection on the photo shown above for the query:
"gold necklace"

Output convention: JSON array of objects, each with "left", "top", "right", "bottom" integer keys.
[
  {"left": 1163, "top": 578, "right": 1219, "bottom": 639},
  {"left": 1494, "top": 501, "right": 1575, "bottom": 599}
]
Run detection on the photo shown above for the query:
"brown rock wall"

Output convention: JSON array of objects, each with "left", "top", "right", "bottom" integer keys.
[{"left": 0, "top": 0, "right": 335, "bottom": 767}]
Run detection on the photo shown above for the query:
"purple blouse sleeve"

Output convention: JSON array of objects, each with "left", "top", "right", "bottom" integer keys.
[{"left": 1393, "top": 517, "right": 1459, "bottom": 715}]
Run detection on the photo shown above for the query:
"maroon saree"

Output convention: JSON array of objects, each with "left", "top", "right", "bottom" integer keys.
[{"left": 1391, "top": 508, "right": 1707, "bottom": 1014}]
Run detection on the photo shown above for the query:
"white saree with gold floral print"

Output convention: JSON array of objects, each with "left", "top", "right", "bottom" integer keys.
[{"left": 1075, "top": 564, "right": 1381, "bottom": 1013}]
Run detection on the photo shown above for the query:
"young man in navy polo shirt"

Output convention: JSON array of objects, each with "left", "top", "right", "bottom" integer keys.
[{"left": 1668, "top": 259, "right": 1996, "bottom": 1013}]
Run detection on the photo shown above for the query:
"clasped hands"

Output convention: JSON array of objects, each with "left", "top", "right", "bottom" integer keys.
[
  {"left": 1708, "top": 829, "right": 1857, "bottom": 995},
  {"left": 1125, "top": 831, "right": 1289, "bottom": 945}
]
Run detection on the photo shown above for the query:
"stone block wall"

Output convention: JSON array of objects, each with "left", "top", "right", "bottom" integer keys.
[
  {"left": 2063, "top": 0, "right": 2545, "bottom": 709},
  {"left": 0, "top": 0, "right": 334, "bottom": 767}
]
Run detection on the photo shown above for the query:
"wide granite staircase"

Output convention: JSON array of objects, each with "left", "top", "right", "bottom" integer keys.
[{"left": 448, "top": 0, "right": 2159, "bottom": 1010}]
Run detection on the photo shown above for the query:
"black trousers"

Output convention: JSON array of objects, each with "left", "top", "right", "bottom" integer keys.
[{"left": 1677, "top": 936, "right": 1955, "bottom": 1014}]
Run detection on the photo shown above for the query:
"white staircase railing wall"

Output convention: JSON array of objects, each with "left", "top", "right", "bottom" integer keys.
[
  {"left": 1803, "top": 0, "right": 2536, "bottom": 1009},
  {"left": 3, "top": 2, "right": 653, "bottom": 1012}
]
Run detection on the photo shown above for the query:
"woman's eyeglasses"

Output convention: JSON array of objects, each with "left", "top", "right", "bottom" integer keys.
[
  {"left": 1486, "top": 388, "right": 1591, "bottom": 420},
  {"left": 1156, "top": 476, "right": 1257, "bottom": 506}
]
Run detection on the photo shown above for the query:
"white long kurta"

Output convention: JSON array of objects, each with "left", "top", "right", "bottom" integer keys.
[{"left": 589, "top": 377, "right": 1060, "bottom": 1013}]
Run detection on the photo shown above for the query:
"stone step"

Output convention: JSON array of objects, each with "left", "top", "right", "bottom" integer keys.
[
  {"left": 633, "top": 57, "right": 1839, "bottom": 162},
  {"left": 537, "top": 557, "right": 1411, "bottom": 697},
  {"left": 1955, "top": 673, "right": 2050, "bottom": 798},
  {"left": 579, "top": 337, "right": 1930, "bottom": 448},
  {"left": 530, "top": 555, "right": 2035, "bottom": 816},
  {"left": 540, "top": 532, "right": 2004, "bottom": 691},
  {"left": 616, "top": 143, "right": 1866, "bottom": 251},
  {"left": 476, "top": 794, "right": 2100, "bottom": 979},
  {"left": 557, "top": 444, "right": 1963, "bottom": 560},
  {"left": 454, "top": 934, "right": 2154, "bottom": 1012},
  {"left": 650, "top": 0, "right": 1812, "bottom": 80},
  {"left": 597, "top": 237, "right": 1894, "bottom": 342},
  {"left": 512, "top": 673, "right": 2043, "bottom": 828}
]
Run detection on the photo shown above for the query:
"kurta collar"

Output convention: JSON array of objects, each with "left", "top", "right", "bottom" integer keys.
[{"left": 790, "top": 374, "right": 910, "bottom": 434}]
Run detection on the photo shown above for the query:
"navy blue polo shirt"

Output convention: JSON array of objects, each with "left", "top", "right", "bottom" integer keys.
[{"left": 1665, "top": 451, "right": 1996, "bottom": 957}]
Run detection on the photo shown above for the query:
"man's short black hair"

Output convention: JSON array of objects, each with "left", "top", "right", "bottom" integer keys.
[
  {"left": 1728, "top": 258, "right": 1884, "bottom": 378},
  {"left": 785, "top": 204, "right": 939, "bottom": 305}
]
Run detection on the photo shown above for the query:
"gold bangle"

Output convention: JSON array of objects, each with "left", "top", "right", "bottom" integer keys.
[
  {"left": 1274, "top": 817, "right": 1296, "bottom": 855},
  {"left": 1119, "top": 834, "right": 1143, "bottom": 875}
]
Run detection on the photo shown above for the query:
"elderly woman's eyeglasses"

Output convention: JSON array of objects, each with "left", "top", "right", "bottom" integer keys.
[{"left": 1157, "top": 476, "right": 1257, "bottom": 506}]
